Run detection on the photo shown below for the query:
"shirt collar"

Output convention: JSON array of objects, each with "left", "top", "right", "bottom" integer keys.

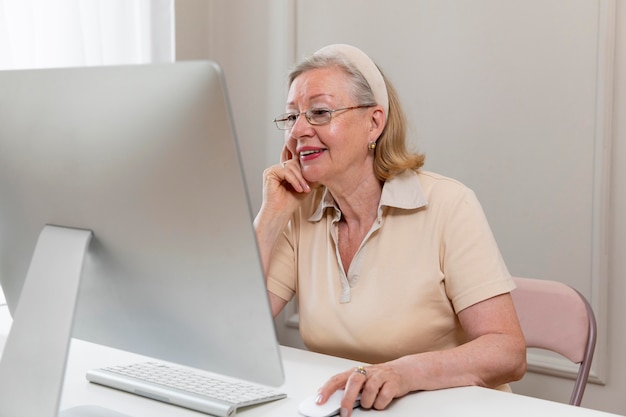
[{"left": 308, "top": 170, "right": 428, "bottom": 222}]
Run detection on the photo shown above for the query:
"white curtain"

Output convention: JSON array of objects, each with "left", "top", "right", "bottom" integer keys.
[{"left": 0, "top": 0, "right": 174, "bottom": 70}]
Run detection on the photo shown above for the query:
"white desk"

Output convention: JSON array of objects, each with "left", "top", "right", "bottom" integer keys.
[
  {"left": 0, "top": 306, "right": 621, "bottom": 417},
  {"left": 58, "top": 340, "right": 623, "bottom": 417}
]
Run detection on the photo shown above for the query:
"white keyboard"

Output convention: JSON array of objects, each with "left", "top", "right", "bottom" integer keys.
[{"left": 86, "top": 362, "right": 287, "bottom": 417}]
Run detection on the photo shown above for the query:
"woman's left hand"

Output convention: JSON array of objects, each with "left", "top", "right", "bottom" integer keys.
[{"left": 316, "top": 362, "right": 412, "bottom": 417}]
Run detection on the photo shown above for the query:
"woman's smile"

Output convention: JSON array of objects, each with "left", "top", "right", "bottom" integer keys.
[{"left": 298, "top": 146, "right": 327, "bottom": 162}]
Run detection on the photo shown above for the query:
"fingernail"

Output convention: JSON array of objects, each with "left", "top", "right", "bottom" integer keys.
[
  {"left": 340, "top": 407, "right": 348, "bottom": 417},
  {"left": 315, "top": 394, "right": 323, "bottom": 404}
]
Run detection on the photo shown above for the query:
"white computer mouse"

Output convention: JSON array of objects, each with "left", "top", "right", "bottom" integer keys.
[{"left": 298, "top": 389, "right": 361, "bottom": 417}]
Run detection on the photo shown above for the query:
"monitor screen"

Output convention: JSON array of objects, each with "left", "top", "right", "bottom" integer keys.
[{"left": 0, "top": 61, "right": 283, "bottom": 414}]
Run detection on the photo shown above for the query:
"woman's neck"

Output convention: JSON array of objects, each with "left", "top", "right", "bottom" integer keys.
[{"left": 328, "top": 173, "right": 383, "bottom": 226}]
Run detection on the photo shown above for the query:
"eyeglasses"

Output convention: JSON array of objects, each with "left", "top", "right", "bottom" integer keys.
[{"left": 273, "top": 105, "right": 374, "bottom": 130}]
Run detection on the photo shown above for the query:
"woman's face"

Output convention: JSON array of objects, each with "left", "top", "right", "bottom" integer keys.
[{"left": 284, "top": 67, "right": 379, "bottom": 187}]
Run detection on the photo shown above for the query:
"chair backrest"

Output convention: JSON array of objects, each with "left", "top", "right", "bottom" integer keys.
[{"left": 510, "top": 276, "right": 597, "bottom": 406}]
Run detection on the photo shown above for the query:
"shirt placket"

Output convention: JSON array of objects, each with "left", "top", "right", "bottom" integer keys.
[{"left": 330, "top": 209, "right": 384, "bottom": 303}]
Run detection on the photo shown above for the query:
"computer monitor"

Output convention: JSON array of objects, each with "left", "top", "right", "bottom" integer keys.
[{"left": 0, "top": 61, "right": 283, "bottom": 416}]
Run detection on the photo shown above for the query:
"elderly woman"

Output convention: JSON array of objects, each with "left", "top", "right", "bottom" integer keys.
[{"left": 254, "top": 44, "right": 526, "bottom": 417}]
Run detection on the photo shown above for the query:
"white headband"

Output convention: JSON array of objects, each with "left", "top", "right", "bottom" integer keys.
[{"left": 313, "top": 44, "right": 389, "bottom": 117}]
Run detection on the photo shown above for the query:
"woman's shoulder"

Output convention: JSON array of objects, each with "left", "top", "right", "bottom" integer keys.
[
  {"left": 411, "top": 170, "right": 486, "bottom": 215},
  {"left": 416, "top": 170, "right": 474, "bottom": 197}
]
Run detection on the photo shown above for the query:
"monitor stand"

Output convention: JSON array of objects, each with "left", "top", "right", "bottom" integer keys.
[{"left": 0, "top": 225, "right": 131, "bottom": 417}]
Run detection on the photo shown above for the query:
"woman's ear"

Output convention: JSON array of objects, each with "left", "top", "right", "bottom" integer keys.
[{"left": 369, "top": 106, "right": 386, "bottom": 141}]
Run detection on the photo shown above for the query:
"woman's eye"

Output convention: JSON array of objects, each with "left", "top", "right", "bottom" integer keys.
[{"left": 310, "top": 109, "right": 329, "bottom": 116}]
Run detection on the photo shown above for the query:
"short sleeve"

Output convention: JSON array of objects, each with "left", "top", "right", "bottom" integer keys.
[
  {"left": 439, "top": 185, "right": 514, "bottom": 312},
  {"left": 266, "top": 220, "right": 298, "bottom": 302}
]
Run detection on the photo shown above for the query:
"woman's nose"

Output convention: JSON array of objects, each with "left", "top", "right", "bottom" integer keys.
[{"left": 289, "top": 113, "right": 313, "bottom": 137}]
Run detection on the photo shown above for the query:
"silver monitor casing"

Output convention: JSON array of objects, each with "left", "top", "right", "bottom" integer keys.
[{"left": 0, "top": 61, "right": 283, "bottom": 416}]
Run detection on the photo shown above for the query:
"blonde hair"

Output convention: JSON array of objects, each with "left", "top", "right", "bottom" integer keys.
[
  {"left": 289, "top": 54, "right": 425, "bottom": 181},
  {"left": 374, "top": 72, "right": 425, "bottom": 181}
]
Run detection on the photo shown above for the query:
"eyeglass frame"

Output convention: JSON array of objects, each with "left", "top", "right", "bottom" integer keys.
[{"left": 272, "top": 104, "right": 375, "bottom": 130}]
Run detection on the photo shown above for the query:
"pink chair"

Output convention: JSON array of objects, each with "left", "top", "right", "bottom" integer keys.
[{"left": 510, "top": 276, "right": 597, "bottom": 406}]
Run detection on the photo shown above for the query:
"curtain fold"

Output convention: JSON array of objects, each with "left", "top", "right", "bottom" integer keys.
[{"left": 0, "top": 0, "right": 173, "bottom": 70}]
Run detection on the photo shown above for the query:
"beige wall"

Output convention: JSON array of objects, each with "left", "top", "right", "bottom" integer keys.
[
  {"left": 175, "top": 0, "right": 292, "bottom": 211},
  {"left": 174, "top": 0, "right": 626, "bottom": 414}
]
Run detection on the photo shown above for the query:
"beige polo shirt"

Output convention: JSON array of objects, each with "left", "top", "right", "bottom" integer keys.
[{"left": 267, "top": 170, "right": 514, "bottom": 365}]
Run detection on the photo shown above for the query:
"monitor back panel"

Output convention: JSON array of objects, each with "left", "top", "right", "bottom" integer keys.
[{"left": 0, "top": 62, "right": 284, "bottom": 386}]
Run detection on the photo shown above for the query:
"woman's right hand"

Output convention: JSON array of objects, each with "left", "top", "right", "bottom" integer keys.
[
  {"left": 254, "top": 148, "right": 312, "bottom": 278},
  {"left": 260, "top": 147, "right": 312, "bottom": 217}
]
